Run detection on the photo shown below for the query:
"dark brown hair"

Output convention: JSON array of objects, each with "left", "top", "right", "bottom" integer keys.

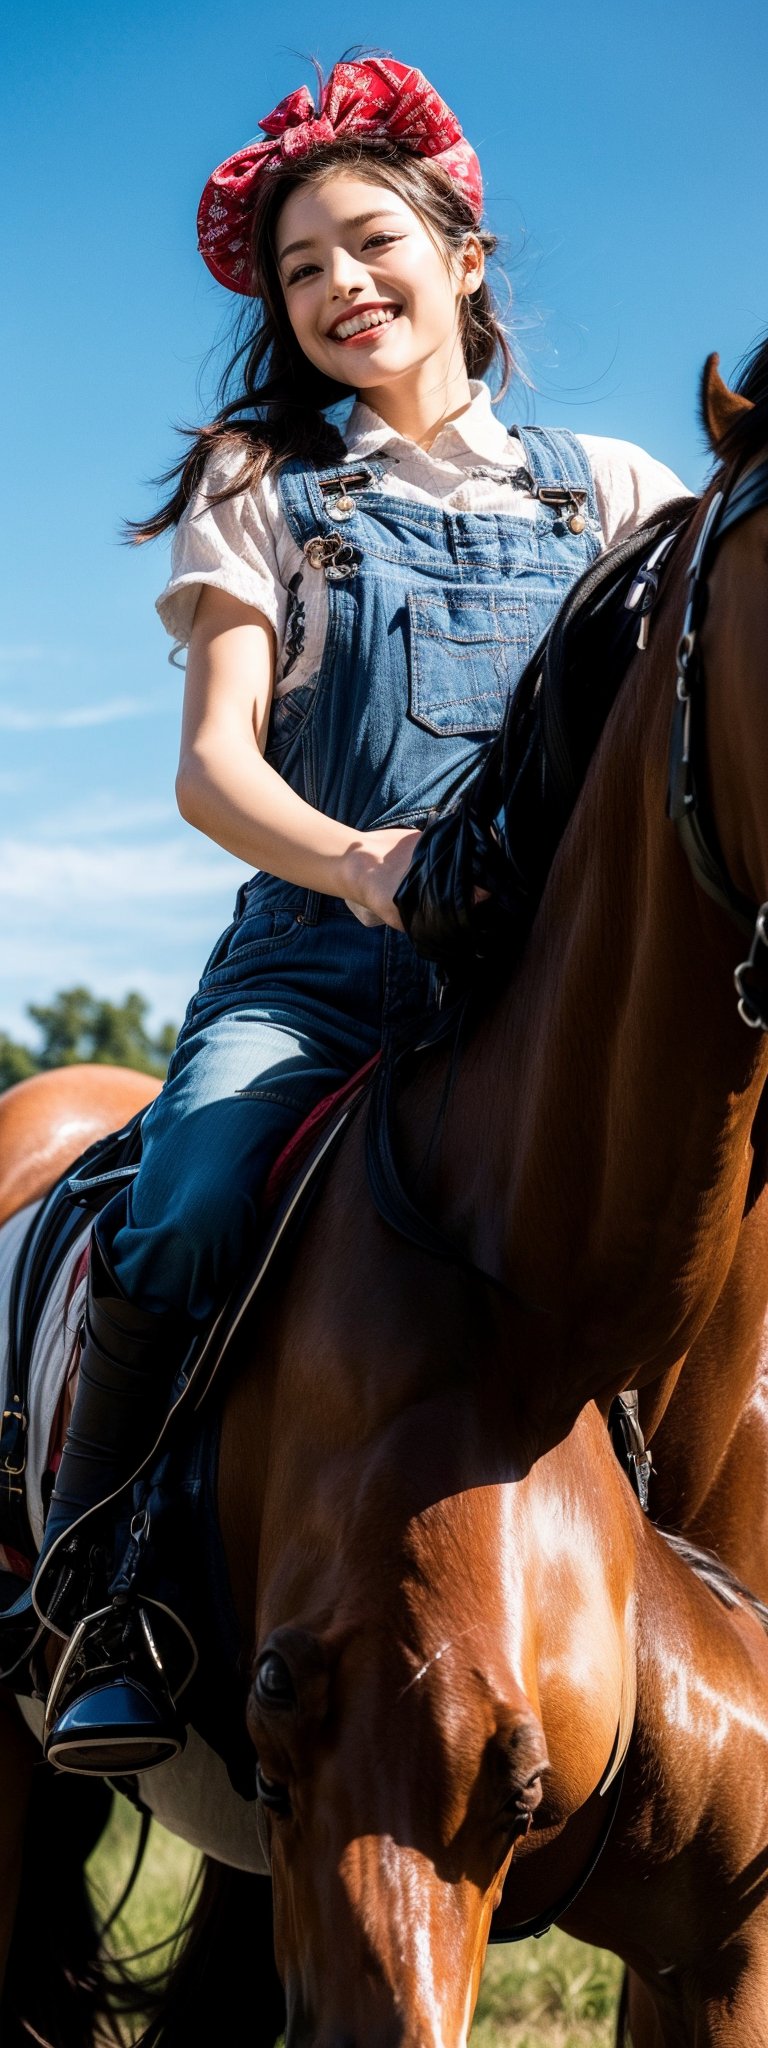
[{"left": 127, "top": 136, "right": 515, "bottom": 542}]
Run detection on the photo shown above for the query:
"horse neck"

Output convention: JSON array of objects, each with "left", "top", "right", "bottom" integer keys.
[{"left": 410, "top": 532, "right": 768, "bottom": 1429}]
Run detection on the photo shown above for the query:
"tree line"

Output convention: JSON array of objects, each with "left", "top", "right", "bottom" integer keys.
[{"left": 0, "top": 988, "right": 178, "bottom": 1092}]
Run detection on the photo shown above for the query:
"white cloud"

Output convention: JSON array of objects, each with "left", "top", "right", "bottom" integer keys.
[
  {"left": 0, "top": 695, "right": 177, "bottom": 731},
  {"left": 0, "top": 828, "right": 253, "bottom": 1042},
  {"left": 0, "top": 645, "right": 78, "bottom": 674},
  {"left": 0, "top": 832, "right": 248, "bottom": 904},
  {"left": 0, "top": 645, "right": 51, "bottom": 665},
  {"left": 35, "top": 796, "right": 180, "bottom": 840},
  {"left": 0, "top": 769, "right": 39, "bottom": 795}
]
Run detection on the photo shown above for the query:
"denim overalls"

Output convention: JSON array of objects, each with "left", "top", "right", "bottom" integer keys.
[{"left": 96, "top": 425, "right": 601, "bottom": 1320}]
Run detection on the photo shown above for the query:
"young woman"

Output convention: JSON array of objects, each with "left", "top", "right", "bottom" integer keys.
[{"left": 6, "top": 56, "right": 688, "bottom": 1770}]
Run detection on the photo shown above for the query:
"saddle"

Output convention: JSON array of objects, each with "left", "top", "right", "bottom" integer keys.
[{"left": 0, "top": 1057, "right": 380, "bottom": 1744}]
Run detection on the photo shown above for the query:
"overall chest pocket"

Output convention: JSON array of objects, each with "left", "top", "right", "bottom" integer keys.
[{"left": 407, "top": 589, "right": 530, "bottom": 737}]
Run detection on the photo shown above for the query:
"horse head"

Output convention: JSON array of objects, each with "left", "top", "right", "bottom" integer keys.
[{"left": 233, "top": 1388, "right": 633, "bottom": 2048}]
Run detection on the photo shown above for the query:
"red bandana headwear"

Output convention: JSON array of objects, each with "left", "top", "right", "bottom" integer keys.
[{"left": 197, "top": 58, "right": 483, "bottom": 294}]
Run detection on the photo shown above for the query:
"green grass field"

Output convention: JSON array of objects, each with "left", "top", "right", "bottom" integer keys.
[{"left": 88, "top": 1798, "right": 623, "bottom": 2045}]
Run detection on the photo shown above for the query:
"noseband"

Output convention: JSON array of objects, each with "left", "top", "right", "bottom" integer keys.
[{"left": 663, "top": 455, "right": 768, "bottom": 1029}]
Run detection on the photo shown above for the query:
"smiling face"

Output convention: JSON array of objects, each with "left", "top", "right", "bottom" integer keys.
[{"left": 275, "top": 168, "right": 484, "bottom": 413}]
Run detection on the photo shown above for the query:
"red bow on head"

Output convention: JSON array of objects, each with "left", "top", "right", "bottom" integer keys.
[{"left": 198, "top": 58, "right": 483, "bottom": 295}]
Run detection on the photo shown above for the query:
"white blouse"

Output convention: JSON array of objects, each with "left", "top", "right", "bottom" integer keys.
[{"left": 156, "top": 379, "right": 690, "bottom": 697}]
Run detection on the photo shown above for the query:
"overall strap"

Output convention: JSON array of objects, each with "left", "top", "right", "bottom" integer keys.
[
  {"left": 277, "top": 448, "right": 384, "bottom": 547},
  {"left": 511, "top": 424, "right": 599, "bottom": 524}
]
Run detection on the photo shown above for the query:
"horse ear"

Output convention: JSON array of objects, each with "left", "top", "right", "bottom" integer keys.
[{"left": 701, "top": 351, "right": 754, "bottom": 452}]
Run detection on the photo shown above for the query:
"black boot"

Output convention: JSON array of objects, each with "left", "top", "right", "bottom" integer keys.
[{"left": 32, "top": 1231, "right": 195, "bottom": 1775}]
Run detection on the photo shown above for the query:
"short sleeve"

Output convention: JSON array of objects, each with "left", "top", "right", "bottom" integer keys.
[
  {"left": 577, "top": 435, "right": 694, "bottom": 548},
  {"left": 154, "top": 442, "right": 286, "bottom": 650}
]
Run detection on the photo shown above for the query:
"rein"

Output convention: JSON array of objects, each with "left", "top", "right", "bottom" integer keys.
[
  {"left": 665, "top": 454, "right": 768, "bottom": 1027},
  {"left": 488, "top": 1724, "right": 627, "bottom": 1946}
]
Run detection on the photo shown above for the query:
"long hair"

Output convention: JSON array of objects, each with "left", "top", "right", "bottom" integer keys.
[{"left": 127, "top": 136, "right": 515, "bottom": 543}]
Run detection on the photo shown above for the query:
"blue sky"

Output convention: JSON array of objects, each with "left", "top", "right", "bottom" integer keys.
[{"left": 2, "top": 0, "right": 766, "bottom": 1046}]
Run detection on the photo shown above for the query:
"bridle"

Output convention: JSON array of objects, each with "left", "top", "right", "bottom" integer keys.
[{"left": 662, "top": 455, "right": 768, "bottom": 1029}]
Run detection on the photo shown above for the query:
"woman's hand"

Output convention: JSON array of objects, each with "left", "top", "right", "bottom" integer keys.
[{"left": 342, "top": 827, "right": 423, "bottom": 931}]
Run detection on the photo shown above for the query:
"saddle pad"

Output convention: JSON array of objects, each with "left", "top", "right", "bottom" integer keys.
[{"left": 0, "top": 1201, "right": 91, "bottom": 1556}]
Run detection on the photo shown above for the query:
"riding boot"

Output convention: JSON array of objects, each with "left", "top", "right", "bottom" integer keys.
[{"left": 33, "top": 1231, "right": 195, "bottom": 1774}]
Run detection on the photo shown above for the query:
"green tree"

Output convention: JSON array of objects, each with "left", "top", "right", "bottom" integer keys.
[
  {"left": 0, "top": 1035, "right": 39, "bottom": 1089},
  {"left": 0, "top": 987, "right": 178, "bottom": 1093}
]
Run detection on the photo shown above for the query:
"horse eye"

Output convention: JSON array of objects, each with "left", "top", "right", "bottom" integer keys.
[
  {"left": 255, "top": 1651, "right": 296, "bottom": 1707},
  {"left": 255, "top": 1762, "right": 291, "bottom": 1815}
]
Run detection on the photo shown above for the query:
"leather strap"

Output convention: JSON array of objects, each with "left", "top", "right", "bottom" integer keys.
[
  {"left": 667, "top": 458, "right": 768, "bottom": 944},
  {"left": 717, "top": 456, "right": 768, "bottom": 539}
]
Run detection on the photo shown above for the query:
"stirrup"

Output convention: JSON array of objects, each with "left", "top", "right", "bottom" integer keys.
[{"left": 43, "top": 1603, "right": 188, "bottom": 1776}]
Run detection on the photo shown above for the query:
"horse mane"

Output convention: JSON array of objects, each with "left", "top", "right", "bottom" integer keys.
[
  {"left": 369, "top": 494, "right": 698, "bottom": 1253},
  {"left": 698, "top": 328, "right": 768, "bottom": 1213},
  {"left": 662, "top": 1530, "right": 768, "bottom": 1635},
  {"left": 394, "top": 490, "right": 698, "bottom": 1002}
]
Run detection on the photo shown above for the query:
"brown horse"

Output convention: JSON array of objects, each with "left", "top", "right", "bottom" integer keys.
[
  {"left": 3, "top": 336, "right": 768, "bottom": 2041},
  {"left": 4, "top": 1072, "right": 768, "bottom": 2045}
]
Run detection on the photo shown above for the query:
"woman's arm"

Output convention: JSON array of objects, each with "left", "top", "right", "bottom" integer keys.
[{"left": 175, "top": 585, "right": 419, "bottom": 930}]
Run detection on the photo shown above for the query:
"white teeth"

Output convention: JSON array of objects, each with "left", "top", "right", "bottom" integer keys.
[{"left": 332, "top": 308, "right": 399, "bottom": 341}]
